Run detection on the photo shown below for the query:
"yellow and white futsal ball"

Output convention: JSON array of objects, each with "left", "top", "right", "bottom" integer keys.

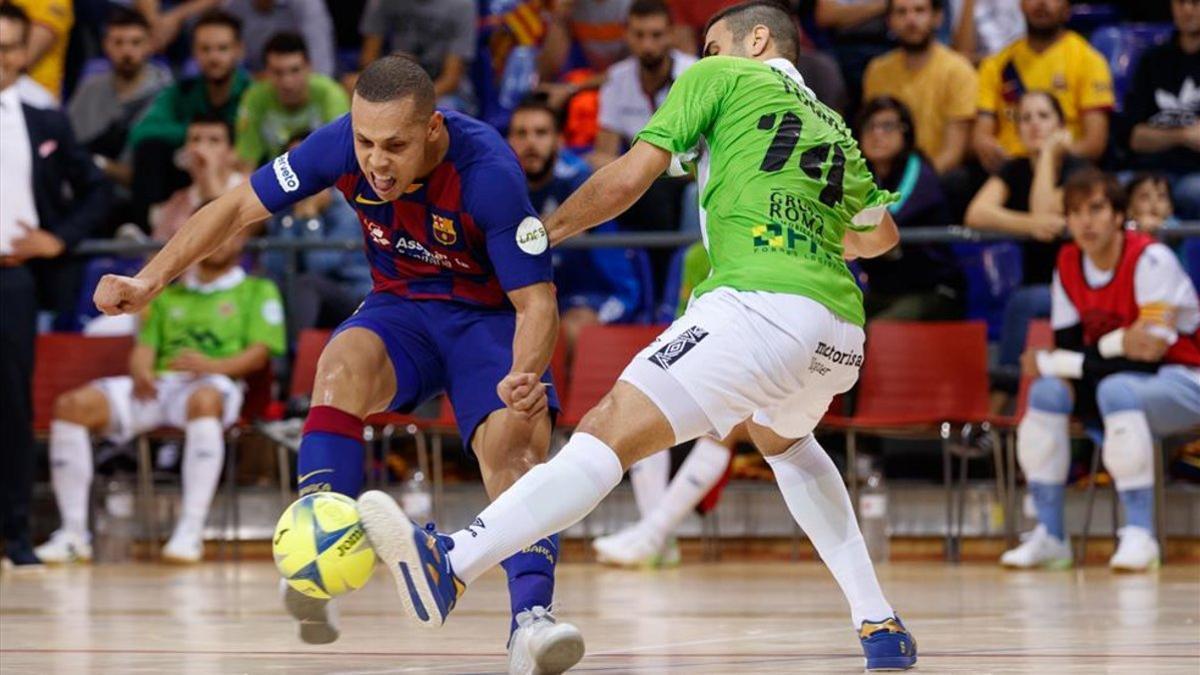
[{"left": 273, "top": 492, "right": 376, "bottom": 599}]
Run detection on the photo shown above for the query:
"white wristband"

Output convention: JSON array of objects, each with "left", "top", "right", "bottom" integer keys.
[
  {"left": 1097, "top": 328, "right": 1126, "bottom": 358},
  {"left": 1036, "top": 350, "right": 1084, "bottom": 379}
]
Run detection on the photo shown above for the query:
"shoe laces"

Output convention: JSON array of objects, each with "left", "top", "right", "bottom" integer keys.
[
  {"left": 423, "top": 522, "right": 455, "bottom": 551},
  {"left": 514, "top": 605, "right": 558, "bottom": 629}
]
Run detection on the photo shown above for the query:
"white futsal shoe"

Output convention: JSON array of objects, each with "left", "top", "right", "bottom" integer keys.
[
  {"left": 162, "top": 530, "right": 204, "bottom": 563},
  {"left": 507, "top": 606, "right": 585, "bottom": 675},
  {"left": 280, "top": 579, "right": 341, "bottom": 644},
  {"left": 1000, "top": 524, "right": 1073, "bottom": 569},
  {"left": 1109, "top": 527, "right": 1160, "bottom": 572},
  {"left": 592, "top": 526, "right": 678, "bottom": 568},
  {"left": 34, "top": 530, "right": 92, "bottom": 564}
]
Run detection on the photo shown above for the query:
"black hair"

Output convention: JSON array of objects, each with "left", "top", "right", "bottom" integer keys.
[
  {"left": 1126, "top": 172, "right": 1170, "bottom": 198},
  {"left": 886, "top": 0, "right": 945, "bottom": 13},
  {"left": 856, "top": 96, "right": 917, "bottom": 158},
  {"left": 629, "top": 0, "right": 671, "bottom": 21},
  {"left": 703, "top": 0, "right": 798, "bottom": 63},
  {"left": 1019, "top": 89, "right": 1066, "bottom": 124},
  {"left": 511, "top": 96, "right": 562, "bottom": 131},
  {"left": 354, "top": 54, "right": 435, "bottom": 116},
  {"left": 106, "top": 5, "right": 151, "bottom": 32},
  {"left": 188, "top": 111, "right": 234, "bottom": 145},
  {"left": 0, "top": 2, "right": 30, "bottom": 41},
  {"left": 194, "top": 8, "right": 242, "bottom": 41},
  {"left": 264, "top": 31, "right": 308, "bottom": 63}
]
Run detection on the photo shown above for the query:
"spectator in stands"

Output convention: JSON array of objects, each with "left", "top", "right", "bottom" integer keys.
[
  {"left": 6, "top": 0, "right": 71, "bottom": 100},
  {"left": 358, "top": 0, "right": 478, "bottom": 112},
  {"left": 1127, "top": 173, "right": 1182, "bottom": 234},
  {"left": 856, "top": 96, "right": 964, "bottom": 319},
  {"left": 128, "top": 9, "right": 249, "bottom": 228},
  {"left": 967, "top": 90, "right": 1090, "bottom": 401},
  {"left": 947, "top": 0, "right": 1026, "bottom": 62},
  {"left": 1003, "top": 169, "right": 1200, "bottom": 573},
  {"left": 863, "top": 0, "right": 977, "bottom": 175},
  {"left": 974, "top": 0, "right": 1113, "bottom": 172},
  {"left": 1124, "top": 0, "right": 1200, "bottom": 219},
  {"left": 133, "top": 0, "right": 221, "bottom": 52},
  {"left": 151, "top": 113, "right": 245, "bottom": 241},
  {"left": 262, "top": 132, "right": 370, "bottom": 342},
  {"left": 234, "top": 32, "right": 348, "bottom": 169},
  {"left": 0, "top": 2, "right": 110, "bottom": 567},
  {"left": 35, "top": 232, "right": 286, "bottom": 565},
  {"left": 224, "top": 0, "right": 336, "bottom": 76},
  {"left": 537, "top": 0, "right": 632, "bottom": 109},
  {"left": 506, "top": 98, "right": 640, "bottom": 362},
  {"left": 593, "top": 0, "right": 696, "bottom": 167},
  {"left": 814, "top": 0, "right": 891, "bottom": 112},
  {"left": 68, "top": 7, "right": 173, "bottom": 191}
]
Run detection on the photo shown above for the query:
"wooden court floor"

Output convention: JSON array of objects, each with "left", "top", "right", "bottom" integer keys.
[{"left": 1, "top": 560, "right": 1198, "bottom": 674}]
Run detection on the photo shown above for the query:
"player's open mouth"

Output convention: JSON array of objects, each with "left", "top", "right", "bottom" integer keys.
[{"left": 371, "top": 174, "right": 397, "bottom": 194}]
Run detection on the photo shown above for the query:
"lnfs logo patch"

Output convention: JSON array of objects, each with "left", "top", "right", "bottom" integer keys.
[{"left": 649, "top": 326, "right": 709, "bottom": 370}]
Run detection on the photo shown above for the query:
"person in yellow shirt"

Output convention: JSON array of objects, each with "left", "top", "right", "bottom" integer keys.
[
  {"left": 973, "top": 0, "right": 1113, "bottom": 172},
  {"left": 863, "top": 0, "right": 978, "bottom": 174},
  {"left": 9, "top": 0, "right": 72, "bottom": 99}
]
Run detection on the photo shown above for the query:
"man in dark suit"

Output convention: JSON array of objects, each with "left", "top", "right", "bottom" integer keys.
[{"left": 0, "top": 2, "right": 110, "bottom": 566}]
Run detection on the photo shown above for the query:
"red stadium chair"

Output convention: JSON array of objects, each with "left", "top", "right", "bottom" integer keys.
[
  {"left": 821, "top": 321, "right": 994, "bottom": 561},
  {"left": 560, "top": 324, "right": 664, "bottom": 428},
  {"left": 32, "top": 334, "right": 134, "bottom": 436}
]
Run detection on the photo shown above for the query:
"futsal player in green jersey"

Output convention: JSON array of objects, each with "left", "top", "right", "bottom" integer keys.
[
  {"left": 37, "top": 233, "right": 285, "bottom": 565},
  {"left": 358, "top": 2, "right": 917, "bottom": 670}
]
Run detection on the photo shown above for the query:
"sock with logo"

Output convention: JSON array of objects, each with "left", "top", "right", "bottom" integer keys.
[
  {"left": 178, "top": 417, "right": 225, "bottom": 536},
  {"left": 297, "top": 406, "right": 365, "bottom": 497},
  {"left": 499, "top": 533, "right": 559, "bottom": 637},
  {"left": 448, "top": 433, "right": 624, "bottom": 585}
]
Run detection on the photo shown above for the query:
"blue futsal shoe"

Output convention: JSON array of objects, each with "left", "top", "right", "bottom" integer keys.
[
  {"left": 859, "top": 615, "right": 917, "bottom": 671},
  {"left": 356, "top": 490, "right": 464, "bottom": 628}
]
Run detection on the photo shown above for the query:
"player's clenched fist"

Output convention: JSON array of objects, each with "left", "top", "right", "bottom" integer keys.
[
  {"left": 497, "top": 371, "right": 548, "bottom": 419},
  {"left": 94, "top": 274, "right": 161, "bottom": 316}
]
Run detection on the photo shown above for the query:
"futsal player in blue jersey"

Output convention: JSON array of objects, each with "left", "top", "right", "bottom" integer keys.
[{"left": 95, "top": 55, "right": 583, "bottom": 675}]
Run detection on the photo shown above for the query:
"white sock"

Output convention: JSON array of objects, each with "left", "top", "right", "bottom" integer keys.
[
  {"left": 630, "top": 449, "right": 670, "bottom": 517},
  {"left": 49, "top": 421, "right": 93, "bottom": 538},
  {"left": 639, "top": 437, "right": 730, "bottom": 543},
  {"left": 178, "top": 417, "right": 225, "bottom": 538},
  {"left": 765, "top": 436, "right": 893, "bottom": 627},
  {"left": 448, "top": 433, "right": 624, "bottom": 584}
]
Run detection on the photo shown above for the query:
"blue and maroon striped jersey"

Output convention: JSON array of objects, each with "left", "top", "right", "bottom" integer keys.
[{"left": 249, "top": 111, "right": 551, "bottom": 308}]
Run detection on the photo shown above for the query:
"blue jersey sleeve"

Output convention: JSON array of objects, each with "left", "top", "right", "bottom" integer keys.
[
  {"left": 464, "top": 160, "right": 553, "bottom": 292},
  {"left": 249, "top": 114, "right": 357, "bottom": 213}
]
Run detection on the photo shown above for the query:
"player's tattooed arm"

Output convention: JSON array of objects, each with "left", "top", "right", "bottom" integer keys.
[
  {"left": 546, "top": 141, "right": 672, "bottom": 246},
  {"left": 95, "top": 183, "right": 272, "bottom": 315},
  {"left": 500, "top": 281, "right": 559, "bottom": 418}
]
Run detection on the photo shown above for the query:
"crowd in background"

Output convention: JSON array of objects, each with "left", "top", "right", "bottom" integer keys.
[{"left": 0, "top": 0, "right": 1196, "bottom": 384}]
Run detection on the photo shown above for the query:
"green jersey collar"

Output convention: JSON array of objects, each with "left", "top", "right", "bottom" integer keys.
[{"left": 182, "top": 266, "right": 245, "bottom": 294}]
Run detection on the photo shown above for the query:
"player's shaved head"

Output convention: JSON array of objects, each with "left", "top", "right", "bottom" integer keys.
[
  {"left": 704, "top": 0, "right": 798, "bottom": 63},
  {"left": 354, "top": 54, "right": 436, "bottom": 116}
]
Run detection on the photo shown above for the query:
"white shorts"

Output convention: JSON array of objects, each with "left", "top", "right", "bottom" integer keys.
[
  {"left": 620, "top": 288, "right": 864, "bottom": 442},
  {"left": 93, "top": 373, "right": 243, "bottom": 444}
]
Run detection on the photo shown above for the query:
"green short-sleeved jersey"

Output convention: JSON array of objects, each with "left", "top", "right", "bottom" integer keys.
[
  {"left": 139, "top": 271, "right": 287, "bottom": 373},
  {"left": 637, "top": 56, "right": 897, "bottom": 326},
  {"left": 235, "top": 74, "right": 350, "bottom": 165}
]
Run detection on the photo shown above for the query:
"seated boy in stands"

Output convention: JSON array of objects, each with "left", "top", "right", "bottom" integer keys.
[
  {"left": 36, "top": 233, "right": 285, "bottom": 564},
  {"left": 1003, "top": 169, "right": 1200, "bottom": 572}
]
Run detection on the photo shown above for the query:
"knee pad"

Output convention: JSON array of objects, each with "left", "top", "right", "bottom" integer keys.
[
  {"left": 1017, "top": 409, "right": 1070, "bottom": 484},
  {"left": 1096, "top": 374, "right": 1143, "bottom": 417},
  {"left": 1028, "top": 377, "right": 1072, "bottom": 415},
  {"left": 1102, "top": 410, "right": 1155, "bottom": 491}
]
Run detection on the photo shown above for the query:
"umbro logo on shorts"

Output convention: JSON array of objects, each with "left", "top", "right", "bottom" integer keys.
[{"left": 649, "top": 326, "right": 709, "bottom": 370}]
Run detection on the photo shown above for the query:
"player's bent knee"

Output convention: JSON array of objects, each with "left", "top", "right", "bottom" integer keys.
[
  {"left": 1028, "top": 377, "right": 1072, "bottom": 415},
  {"left": 313, "top": 329, "right": 393, "bottom": 412},
  {"left": 1096, "top": 374, "right": 1142, "bottom": 417},
  {"left": 186, "top": 386, "right": 224, "bottom": 419},
  {"left": 1101, "top": 410, "right": 1155, "bottom": 490},
  {"left": 54, "top": 387, "right": 108, "bottom": 429},
  {"left": 1016, "top": 409, "right": 1070, "bottom": 483}
]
